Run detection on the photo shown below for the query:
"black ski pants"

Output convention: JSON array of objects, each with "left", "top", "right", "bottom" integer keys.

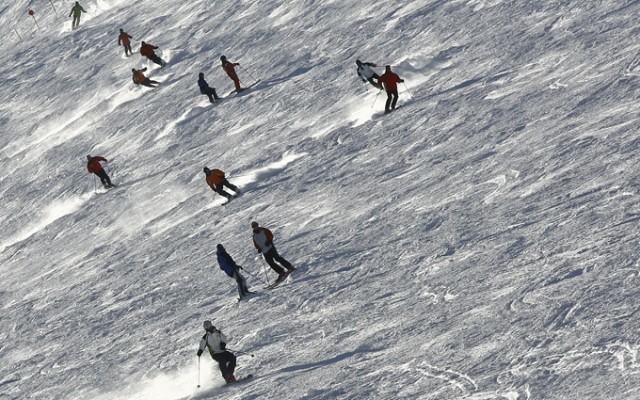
[
  {"left": 212, "top": 351, "right": 236, "bottom": 379},
  {"left": 385, "top": 89, "right": 399, "bottom": 112},
  {"left": 214, "top": 179, "right": 239, "bottom": 199},
  {"left": 123, "top": 43, "right": 133, "bottom": 56},
  {"left": 147, "top": 54, "right": 164, "bottom": 67},
  {"left": 202, "top": 87, "right": 219, "bottom": 103},
  {"left": 367, "top": 73, "right": 382, "bottom": 89},
  {"left": 94, "top": 170, "right": 112, "bottom": 187},
  {"left": 263, "top": 245, "right": 293, "bottom": 275}
]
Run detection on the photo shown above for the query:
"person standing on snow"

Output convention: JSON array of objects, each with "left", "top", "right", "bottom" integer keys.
[
  {"left": 197, "top": 320, "right": 237, "bottom": 383},
  {"left": 204, "top": 167, "right": 240, "bottom": 201},
  {"left": 251, "top": 221, "right": 295, "bottom": 283},
  {"left": 118, "top": 29, "right": 133, "bottom": 57},
  {"left": 140, "top": 41, "right": 166, "bottom": 67},
  {"left": 216, "top": 244, "right": 250, "bottom": 300},
  {"left": 198, "top": 73, "right": 220, "bottom": 103},
  {"left": 220, "top": 56, "right": 243, "bottom": 93},
  {"left": 131, "top": 68, "right": 159, "bottom": 87},
  {"left": 378, "top": 65, "right": 404, "bottom": 114},
  {"left": 86, "top": 155, "right": 114, "bottom": 188},
  {"left": 356, "top": 59, "right": 382, "bottom": 89},
  {"left": 68, "top": 2, "right": 86, "bottom": 30}
]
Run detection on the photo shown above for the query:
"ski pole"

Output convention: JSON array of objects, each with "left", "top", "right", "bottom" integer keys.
[
  {"left": 262, "top": 262, "right": 271, "bottom": 286},
  {"left": 228, "top": 349, "right": 255, "bottom": 358},
  {"left": 239, "top": 266, "right": 267, "bottom": 285},
  {"left": 362, "top": 80, "right": 369, "bottom": 92},
  {"left": 239, "top": 66, "right": 258, "bottom": 83},
  {"left": 93, "top": 174, "right": 97, "bottom": 193},
  {"left": 14, "top": 28, "right": 22, "bottom": 42},
  {"left": 402, "top": 82, "right": 413, "bottom": 99},
  {"left": 197, "top": 356, "right": 201, "bottom": 388},
  {"left": 371, "top": 90, "right": 381, "bottom": 108}
]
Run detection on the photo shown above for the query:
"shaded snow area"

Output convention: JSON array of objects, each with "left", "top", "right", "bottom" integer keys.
[{"left": 2, "top": 0, "right": 640, "bottom": 399}]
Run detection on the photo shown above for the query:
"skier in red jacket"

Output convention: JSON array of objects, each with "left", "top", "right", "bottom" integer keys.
[
  {"left": 140, "top": 41, "right": 166, "bottom": 67},
  {"left": 118, "top": 29, "right": 133, "bottom": 57},
  {"left": 220, "top": 56, "right": 243, "bottom": 93},
  {"left": 378, "top": 65, "right": 404, "bottom": 114},
  {"left": 86, "top": 155, "right": 114, "bottom": 188}
]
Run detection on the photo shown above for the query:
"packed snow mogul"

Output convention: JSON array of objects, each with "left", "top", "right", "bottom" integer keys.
[
  {"left": 139, "top": 41, "right": 166, "bottom": 67},
  {"left": 68, "top": 2, "right": 86, "bottom": 30},
  {"left": 197, "top": 320, "right": 238, "bottom": 383},
  {"left": 118, "top": 29, "right": 133, "bottom": 57},
  {"left": 131, "top": 68, "right": 159, "bottom": 88},
  {"left": 378, "top": 65, "right": 404, "bottom": 114},
  {"left": 356, "top": 59, "right": 382, "bottom": 89},
  {"left": 216, "top": 244, "right": 250, "bottom": 300},
  {"left": 86, "top": 155, "right": 114, "bottom": 188},
  {"left": 198, "top": 73, "right": 220, "bottom": 103},
  {"left": 251, "top": 221, "right": 295, "bottom": 283},
  {"left": 220, "top": 55, "right": 243, "bottom": 93},
  {"left": 204, "top": 167, "right": 240, "bottom": 201}
]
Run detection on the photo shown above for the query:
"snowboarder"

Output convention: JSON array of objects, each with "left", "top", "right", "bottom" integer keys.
[
  {"left": 378, "top": 65, "right": 405, "bottom": 114},
  {"left": 216, "top": 244, "right": 250, "bottom": 300},
  {"left": 140, "top": 41, "right": 166, "bottom": 67},
  {"left": 197, "top": 320, "right": 237, "bottom": 383},
  {"left": 86, "top": 155, "right": 114, "bottom": 188},
  {"left": 198, "top": 73, "right": 220, "bottom": 103},
  {"left": 68, "top": 2, "right": 86, "bottom": 30},
  {"left": 251, "top": 221, "right": 295, "bottom": 283},
  {"left": 204, "top": 167, "right": 240, "bottom": 201},
  {"left": 220, "top": 56, "right": 243, "bottom": 93},
  {"left": 118, "top": 29, "right": 133, "bottom": 57},
  {"left": 131, "top": 68, "right": 159, "bottom": 88},
  {"left": 356, "top": 59, "right": 382, "bottom": 90}
]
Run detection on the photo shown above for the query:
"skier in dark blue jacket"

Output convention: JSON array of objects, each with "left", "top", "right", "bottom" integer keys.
[
  {"left": 216, "top": 244, "right": 250, "bottom": 300},
  {"left": 198, "top": 72, "right": 220, "bottom": 103}
]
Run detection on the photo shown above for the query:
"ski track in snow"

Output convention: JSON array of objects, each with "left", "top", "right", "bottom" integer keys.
[{"left": 2, "top": 0, "right": 640, "bottom": 400}]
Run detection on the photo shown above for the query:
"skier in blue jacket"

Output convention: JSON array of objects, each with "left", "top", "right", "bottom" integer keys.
[{"left": 216, "top": 244, "right": 250, "bottom": 300}]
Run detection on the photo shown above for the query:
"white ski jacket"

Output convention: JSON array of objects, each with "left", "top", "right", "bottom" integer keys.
[
  {"left": 199, "top": 328, "right": 228, "bottom": 355},
  {"left": 357, "top": 63, "right": 377, "bottom": 79}
]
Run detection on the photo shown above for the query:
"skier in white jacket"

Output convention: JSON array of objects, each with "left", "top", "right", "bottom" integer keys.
[
  {"left": 197, "top": 320, "right": 237, "bottom": 383},
  {"left": 356, "top": 59, "right": 382, "bottom": 89}
]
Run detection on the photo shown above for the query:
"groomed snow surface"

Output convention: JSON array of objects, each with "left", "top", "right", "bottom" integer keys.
[{"left": 2, "top": 0, "right": 640, "bottom": 399}]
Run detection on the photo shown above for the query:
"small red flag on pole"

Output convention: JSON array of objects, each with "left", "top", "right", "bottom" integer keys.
[{"left": 28, "top": 9, "right": 40, "bottom": 29}]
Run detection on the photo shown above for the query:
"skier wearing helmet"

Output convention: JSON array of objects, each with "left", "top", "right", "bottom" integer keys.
[
  {"left": 220, "top": 55, "right": 243, "bottom": 92},
  {"left": 197, "top": 320, "right": 237, "bottom": 383}
]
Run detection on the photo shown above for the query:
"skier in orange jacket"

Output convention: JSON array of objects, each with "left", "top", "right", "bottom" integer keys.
[
  {"left": 204, "top": 167, "right": 240, "bottom": 201},
  {"left": 118, "top": 29, "right": 133, "bottom": 57},
  {"left": 378, "top": 65, "right": 404, "bottom": 114},
  {"left": 131, "top": 68, "right": 159, "bottom": 87},
  {"left": 220, "top": 56, "right": 243, "bottom": 92},
  {"left": 86, "top": 155, "right": 114, "bottom": 188}
]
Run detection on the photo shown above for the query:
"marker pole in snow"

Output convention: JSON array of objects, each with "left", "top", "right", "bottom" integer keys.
[{"left": 28, "top": 10, "right": 40, "bottom": 30}]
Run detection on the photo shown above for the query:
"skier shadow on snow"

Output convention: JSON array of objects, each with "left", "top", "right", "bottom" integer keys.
[
  {"left": 277, "top": 347, "right": 384, "bottom": 375},
  {"left": 260, "top": 63, "right": 322, "bottom": 89}
]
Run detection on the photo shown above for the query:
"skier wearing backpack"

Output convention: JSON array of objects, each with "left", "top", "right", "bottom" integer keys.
[
  {"left": 86, "top": 155, "right": 114, "bottom": 188},
  {"left": 220, "top": 56, "right": 243, "bottom": 93},
  {"left": 197, "top": 320, "right": 237, "bottom": 383},
  {"left": 204, "top": 167, "right": 240, "bottom": 201},
  {"left": 140, "top": 41, "right": 166, "bottom": 67},
  {"left": 198, "top": 73, "right": 220, "bottom": 103},
  {"left": 378, "top": 65, "right": 405, "bottom": 114},
  {"left": 118, "top": 29, "right": 133, "bottom": 57},
  {"left": 216, "top": 244, "right": 250, "bottom": 300},
  {"left": 251, "top": 221, "right": 295, "bottom": 283},
  {"left": 68, "top": 2, "right": 86, "bottom": 30},
  {"left": 356, "top": 59, "right": 382, "bottom": 89}
]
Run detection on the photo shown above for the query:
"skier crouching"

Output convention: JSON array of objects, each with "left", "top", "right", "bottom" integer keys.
[
  {"left": 216, "top": 244, "right": 250, "bottom": 300},
  {"left": 197, "top": 320, "right": 237, "bottom": 383}
]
